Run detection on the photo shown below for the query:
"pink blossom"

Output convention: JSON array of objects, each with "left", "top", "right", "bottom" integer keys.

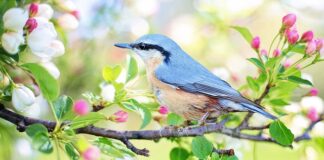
[
  {"left": 73, "top": 99, "right": 89, "bottom": 116},
  {"left": 82, "top": 146, "right": 100, "bottom": 160},
  {"left": 307, "top": 107, "right": 319, "bottom": 122},
  {"left": 309, "top": 88, "right": 319, "bottom": 96},
  {"left": 260, "top": 49, "right": 268, "bottom": 57},
  {"left": 111, "top": 110, "right": 128, "bottom": 123},
  {"left": 283, "top": 59, "right": 292, "bottom": 68},
  {"left": 286, "top": 29, "right": 299, "bottom": 45},
  {"left": 158, "top": 106, "right": 169, "bottom": 115},
  {"left": 315, "top": 39, "right": 324, "bottom": 51},
  {"left": 25, "top": 18, "right": 37, "bottom": 33},
  {"left": 306, "top": 40, "right": 317, "bottom": 55},
  {"left": 301, "top": 31, "right": 314, "bottom": 42},
  {"left": 29, "top": 3, "right": 38, "bottom": 17},
  {"left": 273, "top": 48, "right": 281, "bottom": 57},
  {"left": 70, "top": 10, "right": 80, "bottom": 19},
  {"left": 282, "top": 13, "right": 296, "bottom": 28},
  {"left": 251, "top": 36, "right": 260, "bottom": 50}
]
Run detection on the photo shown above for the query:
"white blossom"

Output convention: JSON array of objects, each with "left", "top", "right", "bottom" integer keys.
[
  {"left": 100, "top": 84, "right": 115, "bottom": 102},
  {"left": 3, "top": 8, "right": 28, "bottom": 31},
  {"left": 300, "top": 96, "right": 324, "bottom": 113},
  {"left": 41, "top": 61, "right": 60, "bottom": 79},
  {"left": 12, "top": 84, "right": 35, "bottom": 111},
  {"left": 1, "top": 32, "right": 24, "bottom": 54},
  {"left": 58, "top": 13, "right": 79, "bottom": 30},
  {"left": 35, "top": 4, "right": 54, "bottom": 19}
]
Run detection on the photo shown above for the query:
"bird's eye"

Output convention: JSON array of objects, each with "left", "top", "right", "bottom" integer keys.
[{"left": 137, "top": 43, "right": 146, "bottom": 50}]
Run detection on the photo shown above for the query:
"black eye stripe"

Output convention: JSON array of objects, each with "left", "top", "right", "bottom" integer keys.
[{"left": 132, "top": 43, "right": 171, "bottom": 63}]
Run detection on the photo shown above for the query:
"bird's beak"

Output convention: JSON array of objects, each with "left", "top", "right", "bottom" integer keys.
[{"left": 114, "top": 43, "right": 132, "bottom": 49}]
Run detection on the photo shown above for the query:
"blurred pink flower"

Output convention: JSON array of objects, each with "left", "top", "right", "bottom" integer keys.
[
  {"left": 29, "top": 3, "right": 38, "bottom": 17},
  {"left": 273, "top": 48, "right": 281, "bottom": 57},
  {"left": 25, "top": 18, "right": 38, "bottom": 33},
  {"left": 58, "top": 13, "right": 79, "bottom": 30},
  {"left": 251, "top": 36, "right": 260, "bottom": 50},
  {"left": 315, "top": 39, "right": 324, "bottom": 51},
  {"left": 73, "top": 99, "right": 89, "bottom": 116},
  {"left": 286, "top": 29, "right": 299, "bottom": 45},
  {"left": 260, "top": 49, "right": 268, "bottom": 57},
  {"left": 306, "top": 40, "right": 317, "bottom": 55},
  {"left": 301, "top": 31, "right": 314, "bottom": 42},
  {"left": 82, "top": 146, "right": 100, "bottom": 160},
  {"left": 309, "top": 88, "right": 319, "bottom": 96},
  {"left": 70, "top": 10, "right": 80, "bottom": 19},
  {"left": 307, "top": 107, "right": 319, "bottom": 122},
  {"left": 283, "top": 59, "right": 292, "bottom": 68},
  {"left": 111, "top": 110, "right": 128, "bottom": 123},
  {"left": 158, "top": 106, "right": 169, "bottom": 115},
  {"left": 282, "top": 13, "right": 296, "bottom": 28}
]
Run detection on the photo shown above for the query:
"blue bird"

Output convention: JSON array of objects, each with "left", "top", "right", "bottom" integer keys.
[{"left": 115, "top": 34, "right": 277, "bottom": 122}]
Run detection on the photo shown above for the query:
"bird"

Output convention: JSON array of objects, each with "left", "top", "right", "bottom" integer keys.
[{"left": 114, "top": 34, "right": 277, "bottom": 123}]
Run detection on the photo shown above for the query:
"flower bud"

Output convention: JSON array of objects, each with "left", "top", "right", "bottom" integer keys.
[
  {"left": 283, "top": 59, "right": 292, "bottom": 68},
  {"left": 3, "top": 8, "right": 29, "bottom": 32},
  {"left": 1, "top": 32, "right": 25, "bottom": 54},
  {"left": 158, "top": 106, "right": 169, "bottom": 115},
  {"left": 309, "top": 88, "right": 319, "bottom": 96},
  {"left": 82, "top": 146, "right": 100, "bottom": 160},
  {"left": 25, "top": 18, "right": 38, "bottom": 33},
  {"left": 41, "top": 61, "right": 60, "bottom": 79},
  {"left": 273, "top": 48, "right": 281, "bottom": 57},
  {"left": 110, "top": 110, "right": 128, "bottom": 123},
  {"left": 307, "top": 107, "right": 319, "bottom": 122},
  {"left": 306, "top": 40, "right": 317, "bottom": 55},
  {"left": 260, "top": 49, "right": 268, "bottom": 57},
  {"left": 70, "top": 10, "right": 80, "bottom": 19},
  {"left": 251, "top": 36, "right": 260, "bottom": 50},
  {"left": 36, "top": 4, "right": 54, "bottom": 19},
  {"left": 286, "top": 29, "right": 299, "bottom": 45},
  {"left": 29, "top": 3, "right": 39, "bottom": 17},
  {"left": 73, "top": 99, "right": 89, "bottom": 116},
  {"left": 282, "top": 13, "right": 296, "bottom": 28},
  {"left": 57, "top": 13, "right": 79, "bottom": 30},
  {"left": 12, "top": 84, "right": 36, "bottom": 111},
  {"left": 315, "top": 38, "right": 323, "bottom": 51},
  {"left": 301, "top": 31, "right": 313, "bottom": 42}
]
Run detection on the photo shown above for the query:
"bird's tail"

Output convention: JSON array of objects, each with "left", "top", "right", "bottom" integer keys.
[{"left": 241, "top": 103, "right": 277, "bottom": 120}]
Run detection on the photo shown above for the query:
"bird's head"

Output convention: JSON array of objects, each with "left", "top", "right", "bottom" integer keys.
[{"left": 114, "top": 34, "right": 181, "bottom": 64}]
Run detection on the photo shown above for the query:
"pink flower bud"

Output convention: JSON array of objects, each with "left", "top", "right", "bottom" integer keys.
[
  {"left": 309, "top": 88, "right": 319, "bottom": 96},
  {"left": 282, "top": 13, "right": 296, "bottom": 28},
  {"left": 158, "top": 106, "right": 169, "bottom": 115},
  {"left": 260, "top": 49, "right": 268, "bottom": 57},
  {"left": 286, "top": 29, "right": 299, "bottom": 45},
  {"left": 273, "top": 48, "right": 281, "bottom": 57},
  {"left": 315, "top": 38, "right": 324, "bottom": 51},
  {"left": 251, "top": 36, "right": 260, "bottom": 50},
  {"left": 307, "top": 107, "right": 319, "bottom": 122},
  {"left": 29, "top": 3, "right": 39, "bottom": 17},
  {"left": 111, "top": 110, "right": 128, "bottom": 123},
  {"left": 73, "top": 99, "right": 89, "bottom": 116},
  {"left": 70, "top": 10, "right": 80, "bottom": 19},
  {"left": 82, "top": 146, "right": 100, "bottom": 160},
  {"left": 283, "top": 59, "right": 292, "bottom": 68},
  {"left": 301, "top": 31, "right": 314, "bottom": 42},
  {"left": 306, "top": 40, "right": 317, "bottom": 55},
  {"left": 25, "top": 18, "right": 37, "bottom": 33}
]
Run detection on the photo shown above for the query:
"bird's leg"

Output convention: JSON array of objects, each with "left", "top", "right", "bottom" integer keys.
[{"left": 198, "top": 112, "right": 210, "bottom": 126}]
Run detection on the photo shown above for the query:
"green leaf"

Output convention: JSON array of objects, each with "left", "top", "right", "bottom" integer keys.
[
  {"left": 70, "top": 112, "right": 106, "bottom": 129},
  {"left": 102, "top": 66, "right": 122, "bottom": 82},
  {"left": 290, "top": 44, "right": 306, "bottom": 54},
  {"left": 126, "top": 56, "right": 138, "bottom": 82},
  {"left": 32, "top": 132, "right": 53, "bottom": 154},
  {"left": 121, "top": 99, "right": 152, "bottom": 129},
  {"left": 246, "top": 76, "right": 259, "bottom": 91},
  {"left": 53, "top": 95, "right": 73, "bottom": 120},
  {"left": 269, "top": 99, "right": 290, "bottom": 106},
  {"left": 211, "top": 152, "right": 220, "bottom": 160},
  {"left": 65, "top": 143, "right": 79, "bottom": 160},
  {"left": 231, "top": 26, "right": 253, "bottom": 44},
  {"left": 287, "top": 76, "right": 313, "bottom": 86},
  {"left": 26, "top": 124, "right": 48, "bottom": 138},
  {"left": 223, "top": 155, "right": 239, "bottom": 160},
  {"left": 170, "top": 147, "right": 190, "bottom": 160},
  {"left": 247, "top": 58, "right": 266, "bottom": 73},
  {"left": 167, "top": 113, "right": 184, "bottom": 126},
  {"left": 95, "top": 138, "right": 135, "bottom": 158},
  {"left": 269, "top": 120, "right": 294, "bottom": 146},
  {"left": 22, "top": 63, "right": 59, "bottom": 100},
  {"left": 191, "top": 136, "right": 213, "bottom": 159}
]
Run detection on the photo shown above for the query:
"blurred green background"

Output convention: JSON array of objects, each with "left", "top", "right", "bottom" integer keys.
[{"left": 1, "top": 0, "right": 324, "bottom": 159}]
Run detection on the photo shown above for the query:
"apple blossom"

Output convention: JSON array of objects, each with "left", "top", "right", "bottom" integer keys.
[
  {"left": 41, "top": 61, "right": 60, "bottom": 79},
  {"left": 301, "top": 96, "right": 324, "bottom": 113},
  {"left": 306, "top": 40, "right": 317, "bottom": 55},
  {"left": 301, "top": 31, "right": 314, "bottom": 42},
  {"left": 100, "top": 84, "right": 115, "bottom": 102},
  {"left": 82, "top": 146, "right": 100, "bottom": 160},
  {"left": 70, "top": 10, "right": 80, "bottom": 19},
  {"left": 309, "top": 88, "right": 319, "bottom": 96},
  {"left": 110, "top": 110, "right": 128, "bottom": 123},
  {"left": 58, "top": 13, "right": 79, "bottom": 30},
  {"left": 307, "top": 107, "right": 319, "bottom": 122},
  {"left": 315, "top": 38, "right": 323, "bottom": 51},
  {"left": 73, "top": 99, "right": 89, "bottom": 116},
  {"left": 282, "top": 13, "right": 296, "bottom": 28},
  {"left": 286, "top": 29, "right": 299, "bottom": 45},
  {"left": 283, "top": 59, "right": 292, "bottom": 68},
  {"left": 25, "top": 18, "right": 38, "bottom": 33},
  {"left": 29, "top": 3, "right": 39, "bottom": 17},
  {"left": 251, "top": 36, "right": 260, "bottom": 50},
  {"left": 1, "top": 32, "right": 25, "bottom": 54},
  {"left": 12, "top": 84, "right": 36, "bottom": 111},
  {"left": 260, "top": 49, "right": 267, "bottom": 56},
  {"left": 158, "top": 106, "right": 169, "bottom": 115},
  {"left": 3, "top": 8, "right": 28, "bottom": 32},
  {"left": 273, "top": 48, "right": 281, "bottom": 57},
  {"left": 35, "top": 4, "right": 54, "bottom": 19}
]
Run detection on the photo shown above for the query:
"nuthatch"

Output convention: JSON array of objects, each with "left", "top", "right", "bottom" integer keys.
[{"left": 115, "top": 34, "right": 276, "bottom": 122}]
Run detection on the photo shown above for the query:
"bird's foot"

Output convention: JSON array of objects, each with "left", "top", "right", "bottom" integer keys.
[{"left": 197, "top": 112, "right": 211, "bottom": 126}]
